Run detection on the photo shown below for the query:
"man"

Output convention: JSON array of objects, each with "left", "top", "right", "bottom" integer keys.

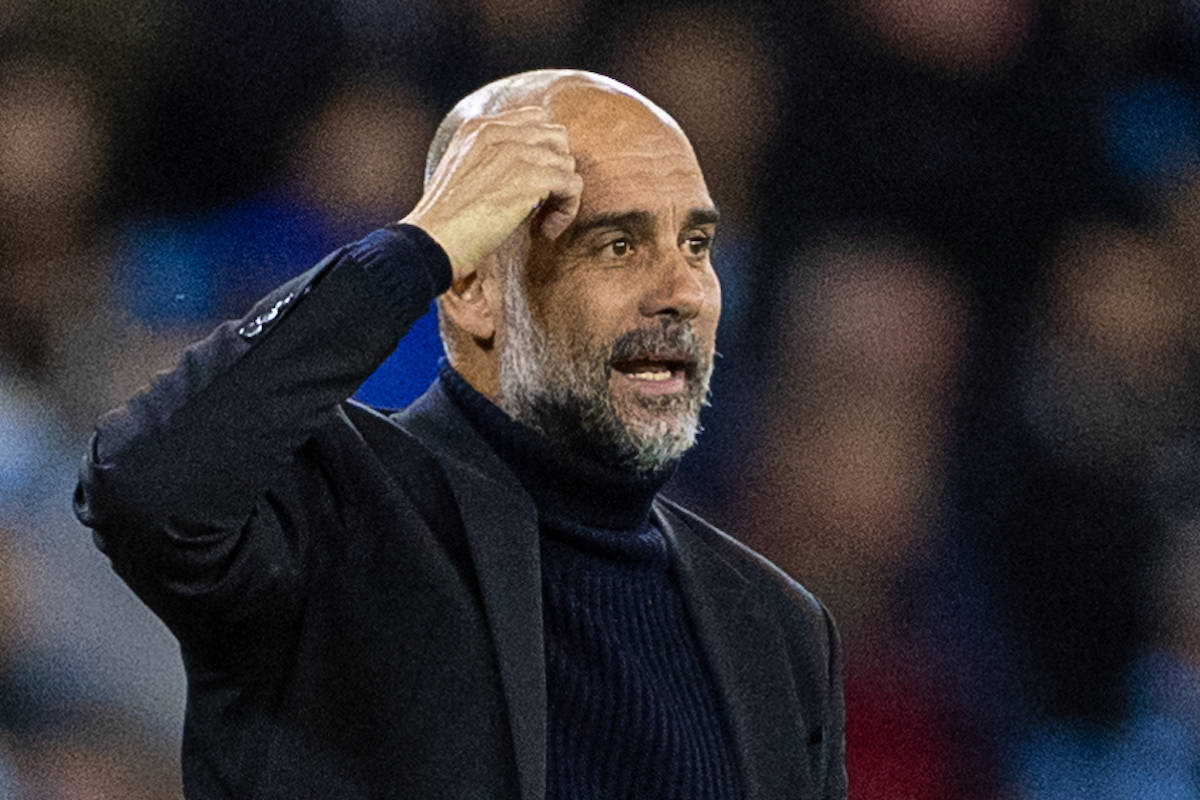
[{"left": 74, "top": 70, "right": 846, "bottom": 799}]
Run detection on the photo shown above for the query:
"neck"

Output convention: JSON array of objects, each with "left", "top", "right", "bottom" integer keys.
[
  {"left": 439, "top": 362, "right": 674, "bottom": 530},
  {"left": 444, "top": 349, "right": 500, "bottom": 401}
]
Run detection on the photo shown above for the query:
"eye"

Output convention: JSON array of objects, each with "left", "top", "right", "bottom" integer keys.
[
  {"left": 603, "top": 238, "right": 634, "bottom": 257},
  {"left": 684, "top": 233, "right": 712, "bottom": 257}
]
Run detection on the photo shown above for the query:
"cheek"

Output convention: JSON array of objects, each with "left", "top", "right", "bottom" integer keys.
[
  {"left": 529, "top": 285, "right": 610, "bottom": 348},
  {"left": 702, "top": 273, "right": 722, "bottom": 343},
  {"left": 539, "top": 279, "right": 633, "bottom": 335},
  {"left": 533, "top": 264, "right": 723, "bottom": 347}
]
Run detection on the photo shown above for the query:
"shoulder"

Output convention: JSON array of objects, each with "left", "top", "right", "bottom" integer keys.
[
  {"left": 655, "top": 496, "right": 835, "bottom": 640},
  {"left": 338, "top": 397, "right": 476, "bottom": 492},
  {"left": 310, "top": 399, "right": 458, "bottom": 507}
]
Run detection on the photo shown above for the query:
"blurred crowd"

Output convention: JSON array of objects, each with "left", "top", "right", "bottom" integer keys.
[{"left": 2, "top": 0, "right": 1199, "bottom": 797}]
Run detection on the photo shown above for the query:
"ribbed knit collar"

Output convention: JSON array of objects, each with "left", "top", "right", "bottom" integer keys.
[{"left": 438, "top": 361, "right": 674, "bottom": 531}]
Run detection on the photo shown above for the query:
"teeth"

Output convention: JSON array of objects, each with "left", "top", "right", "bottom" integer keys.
[{"left": 630, "top": 369, "right": 672, "bottom": 381}]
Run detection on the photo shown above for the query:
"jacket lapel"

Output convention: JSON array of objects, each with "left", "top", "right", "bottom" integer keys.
[
  {"left": 655, "top": 504, "right": 812, "bottom": 800},
  {"left": 394, "top": 385, "right": 546, "bottom": 800},
  {"left": 389, "top": 382, "right": 810, "bottom": 799}
]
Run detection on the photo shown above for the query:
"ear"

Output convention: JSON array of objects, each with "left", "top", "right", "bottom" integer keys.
[{"left": 439, "top": 255, "right": 500, "bottom": 344}]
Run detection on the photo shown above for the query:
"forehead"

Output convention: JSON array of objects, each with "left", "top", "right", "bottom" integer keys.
[
  {"left": 550, "top": 88, "right": 713, "bottom": 219},
  {"left": 575, "top": 150, "right": 712, "bottom": 221}
]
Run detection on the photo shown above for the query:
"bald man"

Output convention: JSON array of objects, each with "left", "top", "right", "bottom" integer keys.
[{"left": 75, "top": 71, "right": 846, "bottom": 800}]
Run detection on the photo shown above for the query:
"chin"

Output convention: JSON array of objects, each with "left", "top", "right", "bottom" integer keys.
[{"left": 616, "top": 412, "right": 701, "bottom": 470}]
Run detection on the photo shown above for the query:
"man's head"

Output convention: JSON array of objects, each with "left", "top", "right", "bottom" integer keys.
[{"left": 430, "top": 70, "right": 721, "bottom": 472}]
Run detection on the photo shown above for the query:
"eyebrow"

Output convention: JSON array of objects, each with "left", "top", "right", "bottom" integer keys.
[
  {"left": 566, "top": 210, "right": 653, "bottom": 245},
  {"left": 683, "top": 206, "right": 721, "bottom": 229},
  {"left": 565, "top": 206, "right": 720, "bottom": 245}
]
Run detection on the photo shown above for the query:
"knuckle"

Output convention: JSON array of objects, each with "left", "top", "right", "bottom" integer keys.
[
  {"left": 459, "top": 115, "right": 486, "bottom": 134},
  {"left": 458, "top": 126, "right": 483, "bottom": 150}
]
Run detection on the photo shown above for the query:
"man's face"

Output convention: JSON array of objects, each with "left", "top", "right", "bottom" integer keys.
[{"left": 495, "top": 91, "right": 721, "bottom": 471}]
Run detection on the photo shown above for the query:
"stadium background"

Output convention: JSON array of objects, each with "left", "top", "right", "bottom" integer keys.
[{"left": 2, "top": 0, "right": 1199, "bottom": 796}]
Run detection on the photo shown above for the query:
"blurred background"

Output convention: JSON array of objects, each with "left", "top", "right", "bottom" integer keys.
[{"left": 2, "top": 0, "right": 1199, "bottom": 797}]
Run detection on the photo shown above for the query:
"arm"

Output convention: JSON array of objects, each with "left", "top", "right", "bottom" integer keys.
[
  {"left": 74, "top": 226, "right": 451, "bottom": 652},
  {"left": 73, "top": 105, "right": 582, "bottom": 655}
]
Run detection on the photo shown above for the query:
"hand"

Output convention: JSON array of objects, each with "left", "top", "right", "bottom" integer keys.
[{"left": 400, "top": 106, "right": 583, "bottom": 282}]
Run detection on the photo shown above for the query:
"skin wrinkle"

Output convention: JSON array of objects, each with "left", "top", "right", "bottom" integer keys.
[
  {"left": 438, "top": 72, "right": 722, "bottom": 472},
  {"left": 566, "top": 208, "right": 720, "bottom": 251},
  {"left": 496, "top": 242, "right": 714, "bottom": 472}
]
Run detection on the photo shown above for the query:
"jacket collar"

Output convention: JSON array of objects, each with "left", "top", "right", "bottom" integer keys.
[{"left": 390, "top": 382, "right": 805, "bottom": 800}]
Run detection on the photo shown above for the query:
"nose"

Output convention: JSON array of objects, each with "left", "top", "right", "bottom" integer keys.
[{"left": 639, "top": 250, "right": 706, "bottom": 321}]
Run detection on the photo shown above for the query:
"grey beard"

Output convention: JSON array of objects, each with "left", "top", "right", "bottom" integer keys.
[{"left": 496, "top": 272, "right": 710, "bottom": 473}]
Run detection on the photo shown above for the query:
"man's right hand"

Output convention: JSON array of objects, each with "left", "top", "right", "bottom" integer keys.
[{"left": 401, "top": 106, "right": 583, "bottom": 283}]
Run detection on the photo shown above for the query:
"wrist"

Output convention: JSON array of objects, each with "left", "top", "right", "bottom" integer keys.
[
  {"left": 397, "top": 213, "right": 465, "bottom": 283},
  {"left": 378, "top": 223, "right": 454, "bottom": 298}
]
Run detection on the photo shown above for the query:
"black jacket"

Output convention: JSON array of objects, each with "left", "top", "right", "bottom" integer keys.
[{"left": 74, "top": 226, "right": 846, "bottom": 799}]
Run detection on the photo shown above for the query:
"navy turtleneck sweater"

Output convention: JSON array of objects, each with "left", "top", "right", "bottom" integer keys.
[{"left": 438, "top": 363, "right": 744, "bottom": 800}]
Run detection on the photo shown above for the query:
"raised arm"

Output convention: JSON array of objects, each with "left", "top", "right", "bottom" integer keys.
[{"left": 73, "top": 106, "right": 581, "bottom": 653}]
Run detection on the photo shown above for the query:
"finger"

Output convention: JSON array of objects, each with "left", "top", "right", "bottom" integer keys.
[
  {"left": 465, "top": 105, "right": 549, "bottom": 132},
  {"left": 509, "top": 161, "right": 578, "bottom": 206},
  {"left": 539, "top": 172, "right": 584, "bottom": 241},
  {"left": 514, "top": 123, "right": 570, "bottom": 154},
  {"left": 477, "top": 145, "right": 574, "bottom": 199},
  {"left": 492, "top": 105, "right": 551, "bottom": 122},
  {"left": 509, "top": 144, "right": 574, "bottom": 172},
  {"left": 476, "top": 120, "right": 569, "bottom": 154},
  {"left": 450, "top": 106, "right": 550, "bottom": 152}
]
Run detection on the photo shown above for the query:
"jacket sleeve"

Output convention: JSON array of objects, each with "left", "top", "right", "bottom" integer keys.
[{"left": 72, "top": 224, "right": 451, "bottom": 657}]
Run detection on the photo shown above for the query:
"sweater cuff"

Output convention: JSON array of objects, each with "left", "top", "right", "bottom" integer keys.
[{"left": 347, "top": 223, "right": 454, "bottom": 317}]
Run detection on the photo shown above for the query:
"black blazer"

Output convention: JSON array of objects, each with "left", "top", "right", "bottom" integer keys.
[{"left": 74, "top": 228, "right": 846, "bottom": 799}]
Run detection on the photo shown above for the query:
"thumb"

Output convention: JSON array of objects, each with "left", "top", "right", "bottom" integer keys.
[{"left": 538, "top": 174, "right": 584, "bottom": 241}]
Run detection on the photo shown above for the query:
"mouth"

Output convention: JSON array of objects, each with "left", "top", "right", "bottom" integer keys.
[{"left": 610, "top": 356, "right": 694, "bottom": 395}]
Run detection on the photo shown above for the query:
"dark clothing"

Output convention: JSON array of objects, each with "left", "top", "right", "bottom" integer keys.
[
  {"left": 440, "top": 364, "right": 744, "bottom": 800},
  {"left": 74, "top": 225, "right": 847, "bottom": 799}
]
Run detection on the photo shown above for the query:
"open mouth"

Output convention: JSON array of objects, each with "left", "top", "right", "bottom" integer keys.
[{"left": 610, "top": 356, "right": 694, "bottom": 392}]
